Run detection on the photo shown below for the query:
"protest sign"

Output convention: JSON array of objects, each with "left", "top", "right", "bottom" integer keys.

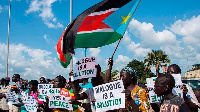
[
  {"left": 146, "top": 74, "right": 183, "bottom": 103},
  {"left": 73, "top": 56, "right": 97, "bottom": 80},
  {"left": 171, "top": 74, "right": 183, "bottom": 97},
  {"left": 146, "top": 77, "right": 162, "bottom": 103},
  {"left": 48, "top": 88, "right": 73, "bottom": 110},
  {"left": 38, "top": 84, "right": 53, "bottom": 101},
  {"left": 93, "top": 80, "right": 125, "bottom": 112},
  {"left": 5, "top": 92, "right": 19, "bottom": 105},
  {"left": 22, "top": 95, "right": 38, "bottom": 112}
]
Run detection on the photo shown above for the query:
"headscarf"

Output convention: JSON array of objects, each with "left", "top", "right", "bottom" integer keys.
[{"left": 121, "top": 67, "right": 137, "bottom": 77}]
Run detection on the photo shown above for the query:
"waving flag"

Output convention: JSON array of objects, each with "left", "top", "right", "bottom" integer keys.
[
  {"left": 57, "top": 29, "right": 72, "bottom": 68},
  {"left": 62, "top": 0, "right": 141, "bottom": 54}
]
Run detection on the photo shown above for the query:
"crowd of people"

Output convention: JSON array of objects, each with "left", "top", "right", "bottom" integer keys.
[{"left": 0, "top": 58, "right": 200, "bottom": 112}]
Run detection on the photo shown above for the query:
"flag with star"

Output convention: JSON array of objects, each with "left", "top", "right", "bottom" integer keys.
[{"left": 62, "top": 0, "right": 141, "bottom": 54}]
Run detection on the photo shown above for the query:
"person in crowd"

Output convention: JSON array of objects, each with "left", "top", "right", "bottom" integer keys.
[
  {"left": 154, "top": 74, "right": 191, "bottom": 112},
  {"left": 106, "top": 58, "right": 149, "bottom": 112},
  {"left": 167, "top": 64, "right": 200, "bottom": 111},
  {"left": 119, "top": 66, "right": 150, "bottom": 112},
  {"left": 18, "top": 79, "right": 29, "bottom": 112},
  {"left": 79, "top": 78, "right": 93, "bottom": 90},
  {"left": 69, "top": 64, "right": 104, "bottom": 112},
  {"left": 39, "top": 77, "right": 46, "bottom": 84},
  {"left": 12, "top": 74, "right": 20, "bottom": 89},
  {"left": 9, "top": 85, "right": 20, "bottom": 112},
  {"left": 0, "top": 77, "right": 11, "bottom": 111},
  {"left": 0, "top": 78, "right": 5, "bottom": 89},
  {"left": 46, "top": 75, "right": 69, "bottom": 112}
]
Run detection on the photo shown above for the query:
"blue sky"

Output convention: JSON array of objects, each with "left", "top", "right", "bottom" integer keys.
[{"left": 1, "top": 0, "right": 200, "bottom": 81}]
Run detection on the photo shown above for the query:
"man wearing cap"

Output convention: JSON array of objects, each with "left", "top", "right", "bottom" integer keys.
[{"left": 0, "top": 77, "right": 11, "bottom": 111}]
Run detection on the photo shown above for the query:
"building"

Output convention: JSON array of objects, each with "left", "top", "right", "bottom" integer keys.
[{"left": 185, "top": 69, "right": 200, "bottom": 78}]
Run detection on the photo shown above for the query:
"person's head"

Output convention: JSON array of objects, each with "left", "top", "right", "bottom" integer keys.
[
  {"left": 29, "top": 80, "right": 38, "bottom": 92},
  {"left": 39, "top": 77, "right": 46, "bottom": 84},
  {"left": 193, "top": 88, "right": 200, "bottom": 103},
  {"left": 11, "top": 85, "right": 19, "bottom": 93},
  {"left": 0, "top": 78, "right": 5, "bottom": 86},
  {"left": 12, "top": 74, "right": 20, "bottom": 82},
  {"left": 4, "top": 77, "right": 10, "bottom": 86},
  {"left": 154, "top": 73, "right": 175, "bottom": 96},
  {"left": 54, "top": 75, "right": 66, "bottom": 88},
  {"left": 167, "top": 64, "right": 181, "bottom": 74},
  {"left": 20, "top": 79, "right": 28, "bottom": 90},
  {"left": 120, "top": 67, "right": 137, "bottom": 88}
]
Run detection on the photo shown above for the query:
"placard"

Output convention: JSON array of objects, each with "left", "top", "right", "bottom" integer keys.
[
  {"left": 73, "top": 56, "right": 97, "bottom": 80},
  {"left": 21, "top": 94, "right": 38, "bottom": 112},
  {"left": 38, "top": 84, "right": 53, "bottom": 101},
  {"left": 93, "top": 80, "right": 125, "bottom": 112},
  {"left": 48, "top": 88, "right": 73, "bottom": 110},
  {"left": 146, "top": 74, "right": 183, "bottom": 103},
  {"left": 6, "top": 92, "right": 19, "bottom": 105}
]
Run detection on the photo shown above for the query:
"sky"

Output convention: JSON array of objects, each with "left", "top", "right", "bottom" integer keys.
[{"left": 0, "top": 0, "right": 200, "bottom": 81}]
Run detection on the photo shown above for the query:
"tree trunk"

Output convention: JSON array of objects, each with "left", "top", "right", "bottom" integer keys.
[{"left": 156, "top": 66, "right": 160, "bottom": 77}]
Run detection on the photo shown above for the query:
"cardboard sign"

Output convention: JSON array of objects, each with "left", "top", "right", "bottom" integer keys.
[
  {"left": 38, "top": 84, "right": 53, "bottom": 101},
  {"left": 6, "top": 92, "right": 19, "bottom": 105},
  {"left": 73, "top": 56, "right": 97, "bottom": 80},
  {"left": 146, "top": 74, "right": 183, "bottom": 103},
  {"left": 48, "top": 88, "right": 73, "bottom": 110},
  {"left": 93, "top": 80, "right": 125, "bottom": 112}
]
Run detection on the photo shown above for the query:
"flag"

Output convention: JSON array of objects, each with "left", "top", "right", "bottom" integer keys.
[
  {"left": 62, "top": 0, "right": 141, "bottom": 54},
  {"left": 57, "top": 29, "right": 72, "bottom": 68}
]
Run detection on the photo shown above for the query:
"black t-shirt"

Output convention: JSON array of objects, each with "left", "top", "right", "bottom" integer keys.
[{"left": 160, "top": 95, "right": 191, "bottom": 112}]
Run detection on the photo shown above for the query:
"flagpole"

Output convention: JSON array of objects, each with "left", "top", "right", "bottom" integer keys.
[
  {"left": 70, "top": 0, "right": 73, "bottom": 72},
  {"left": 6, "top": 0, "right": 11, "bottom": 77},
  {"left": 110, "top": 0, "right": 142, "bottom": 59}
]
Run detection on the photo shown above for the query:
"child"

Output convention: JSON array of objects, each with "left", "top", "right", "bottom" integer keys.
[{"left": 154, "top": 74, "right": 191, "bottom": 112}]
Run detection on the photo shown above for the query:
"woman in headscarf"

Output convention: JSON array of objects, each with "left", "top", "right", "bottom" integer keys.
[
  {"left": 120, "top": 66, "right": 150, "bottom": 112},
  {"left": 106, "top": 58, "right": 150, "bottom": 112}
]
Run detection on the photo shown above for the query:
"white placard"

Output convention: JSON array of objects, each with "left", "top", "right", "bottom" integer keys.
[
  {"left": 38, "top": 84, "right": 53, "bottom": 101},
  {"left": 146, "top": 74, "right": 183, "bottom": 103},
  {"left": 73, "top": 56, "right": 97, "bottom": 80},
  {"left": 22, "top": 95, "right": 38, "bottom": 112},
  {"left": 93, "top": 80, "right": 125, "bottom": 112},
  {"left": 6, "top": 92, "right": 19, "bottom": 105},
  {"left": 48, "top": 88, "right": 73, "bottom": 110}
]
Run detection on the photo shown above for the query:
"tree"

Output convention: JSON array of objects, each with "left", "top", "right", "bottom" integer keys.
[
  {"left": 103, "top": 69, "right": 119, "bottom": 81},
  {"left": 144, "top": 50, "right": 170, "bottom": 76},
  {"left": 127, "top": 59, "right": 155, "bottom": 83}
]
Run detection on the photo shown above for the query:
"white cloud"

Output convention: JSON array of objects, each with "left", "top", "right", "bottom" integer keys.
[
  {"left": 0, "top": 43, "right": 70, "bottom": 80},
  {"left": 114, "top": 55, "right": 132, "bottom": 71},
  {"left": 127, "top": 41, "right": 151, "bottom": 60},
  {"left": 121, "top": 31, "right": 131, "bottom": 44},
  {"left": 128, "top": 19, "right": 177, "bottom": 48},
  {"left": 169, "top": 15, "right": 200, "bottom": 50},
  {"left": 26, "top": 0, "right": 64, "bottom": 29},
  {"left": 89, "top": 48, "right": 101, "bottom": 57}
]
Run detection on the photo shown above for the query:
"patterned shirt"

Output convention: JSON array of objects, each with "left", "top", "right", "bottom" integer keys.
[
  {"left": 160, "top": 95, "right": 191, "bottom": 112},
  {"left": 123, "top": 85, "right": 150, "bottom": 112}
]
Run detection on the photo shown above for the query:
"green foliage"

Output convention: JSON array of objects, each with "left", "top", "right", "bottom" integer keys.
[
  {"left": 127, "top": 59, "right": 155, "bottom": 83},
  {"left": 103, "top": 69, "right": 119, "bottom": 81},
  {"left": 111, "top": 70, "right": 119, "bottom": 77},
  {"left": 144, "top": 50, "right": 170, "bottom": 76}
]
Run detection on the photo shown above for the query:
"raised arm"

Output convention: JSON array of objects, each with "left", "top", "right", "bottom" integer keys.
[{"left": 106, "top": 58, "right": 113, "bottom": 82}]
